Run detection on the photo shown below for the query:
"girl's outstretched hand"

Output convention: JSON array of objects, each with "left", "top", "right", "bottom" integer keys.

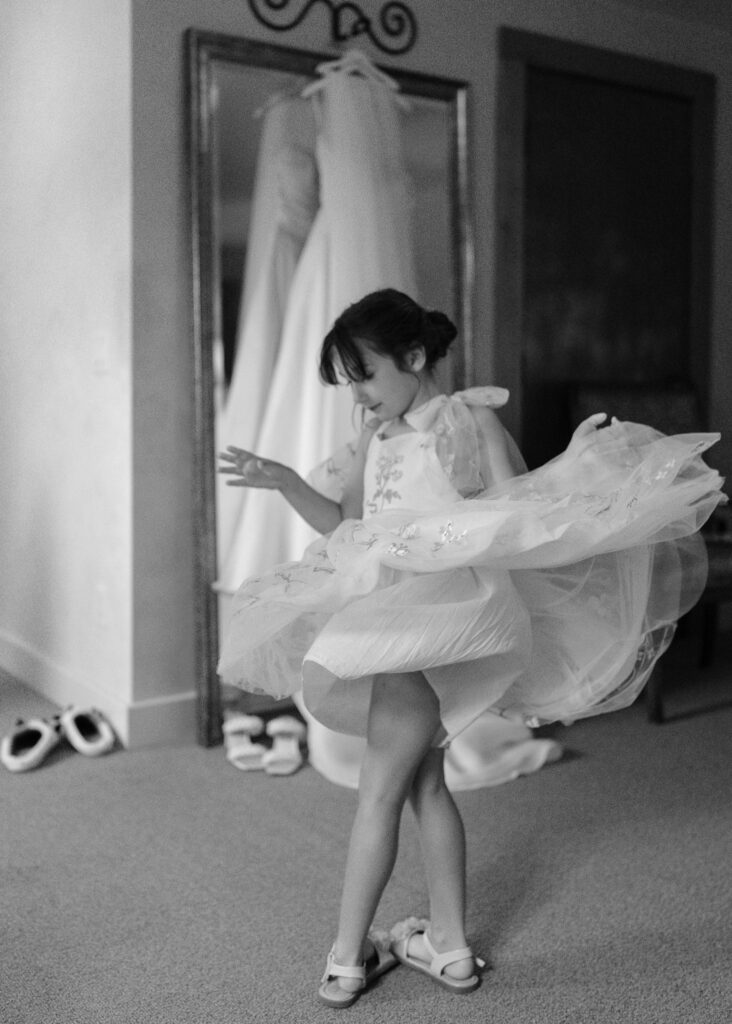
[
  {"left": 565, "top": 412, "right": 612, "bottom": 459},
  {"left": 218, "top": 444, "right": 342, "bottom": 533},
  {"left": 218, "top": 446, "right": 290, "bottom": 490}
]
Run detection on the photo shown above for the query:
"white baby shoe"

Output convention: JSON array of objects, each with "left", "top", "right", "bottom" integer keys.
[
  {"left": 0, "top": 716, "right": 63, "bottom": 773},
  {"left": 223, "top": 712, "right": 267, "bottom": 771},
  {"left": 262, "top": 715, "right": 307, "bottom": 776},
  {"left": 59, "top": 707, "right": 116, "bottom": 757}
]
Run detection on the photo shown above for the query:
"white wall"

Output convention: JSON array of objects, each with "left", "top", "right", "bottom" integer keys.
[{"left": 0, "top": 2, "right": 134, "bottom": 737}]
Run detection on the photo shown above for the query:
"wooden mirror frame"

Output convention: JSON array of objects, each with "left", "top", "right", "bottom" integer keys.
[{"left": 185, "top": 29, "right": 473, "bottom": 745}]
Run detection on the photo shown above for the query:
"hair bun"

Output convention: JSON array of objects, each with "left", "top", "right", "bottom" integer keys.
[
  {"left": 424, "top": 309, "right": 458, "bottom": 360},
  {"left": 320, "top": 290, "right": 458, "bottom": 383}
]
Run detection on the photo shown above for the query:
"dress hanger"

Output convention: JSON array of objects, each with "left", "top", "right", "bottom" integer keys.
[
  {"left": 311, "top": 49, "right": 399, "bottom": 90},
  {"left": 301, "top": 48, "right": 410, "bottom": 108},
  {"left": 254, "top": 75, "right": 310, "bottom": 119}
]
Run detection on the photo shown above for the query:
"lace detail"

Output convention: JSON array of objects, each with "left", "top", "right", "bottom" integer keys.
[
  {"left": 402, "top": 388, "right": 512, "bottom": 496},
  {"left": 432, "top": 400, "right": 484, "bottom": 496}
]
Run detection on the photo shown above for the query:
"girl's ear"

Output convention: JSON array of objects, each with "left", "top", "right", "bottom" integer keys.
[{"left": 408, "top": 347, "right": 427, "bottom": 372}]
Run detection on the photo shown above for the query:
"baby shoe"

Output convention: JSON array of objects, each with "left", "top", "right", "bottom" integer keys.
[
  {"left": 223, "top": 712, "right": 267, "bottom": 771},
  {"left": 0, "top": 716, "right": 63, "bottom": 773},
  {"left": 262, "top": 715, "right": 307, "bottom": 776},
  {"left": 59, "top": 707, "right": 116, "bottom": 756}
]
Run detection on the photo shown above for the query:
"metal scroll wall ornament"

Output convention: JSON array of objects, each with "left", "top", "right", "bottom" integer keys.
[{"left": 247, "top": 0, "right": 417, "bottom": 55}]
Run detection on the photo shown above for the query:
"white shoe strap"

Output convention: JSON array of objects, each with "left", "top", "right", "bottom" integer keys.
[
  {"left": 422, "top": 931, "right": 473, "bottom": 975},
  {"left": 321, "top": 948, "right": 366, "bottom": 983}
]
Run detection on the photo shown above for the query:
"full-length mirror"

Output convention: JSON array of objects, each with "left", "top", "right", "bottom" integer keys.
[{"left": 186, "top": 30, "right": 472, "bottom": 746}]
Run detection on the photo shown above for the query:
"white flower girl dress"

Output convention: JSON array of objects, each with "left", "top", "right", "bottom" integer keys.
[{"left": 218, "top": 387, "right": 724, "bottom": 743}]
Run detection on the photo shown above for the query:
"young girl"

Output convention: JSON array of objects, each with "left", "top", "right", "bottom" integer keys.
[{"left": 218, "top": 289, "right": 723, "bottom": 1007}]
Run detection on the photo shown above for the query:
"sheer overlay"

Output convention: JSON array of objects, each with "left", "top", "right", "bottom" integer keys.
[{"left": 219, "top": 389, "right": 724, "bottom": 741}]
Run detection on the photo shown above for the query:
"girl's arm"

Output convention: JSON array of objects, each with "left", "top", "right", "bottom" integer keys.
[
  {"left": 218, "top": 424, "right": 374, "bottom": 534},
  {"left": 469, "top": 407, "right": 608, "bottom": 492},
  {"left": 219, "top": 447, "right": 342, "bottom": 533}
]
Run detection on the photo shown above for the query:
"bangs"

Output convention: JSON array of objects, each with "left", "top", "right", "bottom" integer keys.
[{"left": 319, "top": 324, "right": 370, "bottom": 385}]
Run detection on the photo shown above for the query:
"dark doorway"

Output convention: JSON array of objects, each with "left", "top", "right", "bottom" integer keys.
[{"left": 495, "top": 30, "right": 715, "bottom": 468}]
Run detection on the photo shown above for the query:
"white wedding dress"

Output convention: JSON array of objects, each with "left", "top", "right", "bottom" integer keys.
[
  {"left": 218, "top": 65, "right": 418, "bottom": 585},
  {"left": 217, "top": 95, "right": 318, "bottom": 590}
]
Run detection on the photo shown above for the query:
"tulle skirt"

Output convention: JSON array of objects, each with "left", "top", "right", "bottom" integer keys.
[{"left": 218, "top": 422, "right": 724, "bottom": 740}]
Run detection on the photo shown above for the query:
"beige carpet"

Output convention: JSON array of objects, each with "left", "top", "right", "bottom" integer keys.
[{"left": 1, "top": 628, "right": 731, "bottom": 1024}]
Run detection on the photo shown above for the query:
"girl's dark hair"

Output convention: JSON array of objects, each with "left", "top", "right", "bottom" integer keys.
[{"left": 319, "top": 288, "right": 457, "bottom": 385}]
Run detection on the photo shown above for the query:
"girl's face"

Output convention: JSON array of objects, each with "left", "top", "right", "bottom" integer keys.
[{"left": 342, "top": 341, "right": 433, "bottom": 421}]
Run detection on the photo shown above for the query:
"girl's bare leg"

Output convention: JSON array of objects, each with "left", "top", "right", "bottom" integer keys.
[
  {"left": 324, "top": 671, "right": 442, "bottom": 997},
  {"left": 407, "top": 748, "right": 474, "bottom": 980}
]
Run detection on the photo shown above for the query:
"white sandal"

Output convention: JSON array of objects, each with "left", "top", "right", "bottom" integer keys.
[
  {"left": 318, "top": 931, "right": 398, "bottom": 1008},
  {"left": 223, "top": 712, "right": 266, "bottom": 771},
  {"left": 261, "top": 715, "right": 306, "bottom": 776},
  {"left": 390, "top": 916, "right": 483, "bottom": 993}
]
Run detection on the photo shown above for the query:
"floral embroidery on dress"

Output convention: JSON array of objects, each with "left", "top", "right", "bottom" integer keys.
[
  {"left": 347, "top": 523, "right": 380, "bottom": 550},
  {"left": 432, "top": 521, "right": 468, "bottom": 551},
  {"left": 385, "top": 522, "right": 420, "bottom": 558},
  {"left": 365, "top": 452, "right": 404, "bottom": 515},
  {"left": 579, "top": 491, "right": 619, "bottom": 516}
]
